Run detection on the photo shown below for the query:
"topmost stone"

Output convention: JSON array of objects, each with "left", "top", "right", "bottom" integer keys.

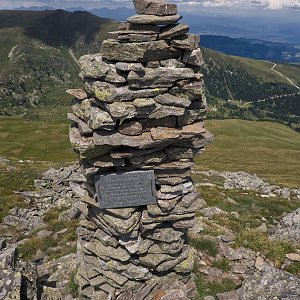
[{"left": 133, "top": 0, "right": 177, "bottom": 16}]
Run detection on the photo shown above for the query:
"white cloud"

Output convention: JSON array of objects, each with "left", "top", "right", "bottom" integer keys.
[{"left": 0, "top": 0, "right": 299, "bottom": 10}]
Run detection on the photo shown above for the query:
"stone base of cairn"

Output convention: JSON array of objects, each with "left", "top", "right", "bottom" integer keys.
[{"left": 67, "top": 0, "right": 213, "bottom": 299}]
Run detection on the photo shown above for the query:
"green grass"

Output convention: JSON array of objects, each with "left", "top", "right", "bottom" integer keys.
[
  {"left": 195, "top": 274, "right": 238, "bottom": 299},
  {"left": 202, "top": 47, "right": 300, "bottom": 86},
  {"left": 211, "top": 259, "right": 231, "bottom": 272},
  {"left": 195, "top": 119, "right": 300, "bottom": 187},
  {"left": 0, "top": 117, "right": 77, "bottom": 161},
  {"left": 0, "top": 161, "right": 44, "bottom": 222},
  {"left": 19, "top": 206, "right": 79, "bottom": 261},
  {"left": 189, "top": 237, "right": 218, "bottom": 257},
  {"left": 285, "top": 262, "right": 300, "bottom": 276},
  {"left": 234, "top": 230, "right": 295, "bottom": 265}
]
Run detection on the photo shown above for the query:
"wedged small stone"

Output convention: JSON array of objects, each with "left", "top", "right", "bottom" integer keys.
[
  {"left": 141, "top": 210, "right": 195, "bottom": 225},
  {"left": 67, "top": 112, "right": 93, "bottom": 136},
  {"left": 69, "top": 126, "right": 94, "bottom": 155},
  {"left": 173, "top": 218, "right": 196, "bottom": 229},
  {"left": 141, "top": 116, "right": 176, "bottom": 131},
  {"left": 86, "top": 106, "right": 115, "bottom": 131},
  {"left": 156, "top": 176, "right": 186, "bottom": 186},
  {"left": 148, "top": 105, "right": 185, "bottom": 119},
  {"left": 101, "top": 40, "right": 181, "bottom": 62},
  {"left": 128, "top": 14, "right": 182, "bottom": 25},
  {"left": 110, "top": 30, "right": 158, "bottom": 42},
  {"left": 153, "top": 160, "right": 194, "bottom": 170},
  {"left": 79, "top": 53, "right": 110, "bottom": 78},
  {"left": 104, "top": 66, "right": 127, "bottom": 83},
  {"left": 84, "top": 240, "right": 131, "bottom": 262},
  {"left": 137, "top": 239, "right": 155, "bottom": 254},
  {"left": 66, "top": 88, "right": 87, "bottom": 100},
  {"left": 104, "top": 207, "right": 139, "bottom": 219},
  {"left": 127, "top": 67, "right": 194, "bottom": 88},
  {"left": 170, "top": 81, "right": 205, "bottom": 102},
  {"left": 177, "top": 108, "right": 206, "bottom": 126},
  {"left": 159, "top": 23, "right": 189, "bottom": 39},
  {"left": 133, "top": 0, "right": 177, "bottom": 16},
  {"left": 94, "top": 228, "right": 119, "bottom": 247},
  {"left": 174, "top": 247, "right": 194, "bottom": 273},
  {"left": 182, "top": 48, "right": 204, "bottom": 66},
  {"left": 160, "top": 181, "right": 193, "bottom": 194},
  {"left": 160, "top": 58, "right": 185, "bottom": 68},
  {"left": 181, "top": 192, "right": 199, "bottom": 208},
  {"left": 119, "top": 22, "right": 160, "bottom": 33},
  {"left": 165, "top": 146, "right": 201, "bottom": 160},
  {"left": 88, "top": 81, "right": 167, "bottom": 102},
  {"left": 90, "top": 208, "right": 141, "bottom": 236},
  {"left": 146, "top": 227, "right": 184, "bottom": 243},
  {"left": 133, "top": 97, "right": 157, "bottom": 108},
  {"left": 110, "top": 146, "right": 165, "bottom": 159},
  {"left": 129, "top": 151, "right": 167, "bottom": 167},
  {"left": 101, "top": 211, "right": 141, "bottom": 235},
  {"left": 152, "top": 239, "right": 184, "bottom": 255},
  {"left": 99, "top": 269, "right": 128, "bottom": 287},
  {"left": 115, "top": 62, "right": 144, "bottom": 72},
  {"left": 171, "top": 34, "right": 200, "bottom": 50},
  {"left": 118, "top": 120, "right": 143, "bottom": 136},
  {"left": 83, "top": 154, "right": 125, "bottom": 168},
  {"left": 179, "top": 131, "right": 213, "bottom": 149},
  {"left": 103, "top": 102, "right": 137, "bottom": 119},
  {"left": 157, "top": 245, "right": 190, "bottom": 272},
  {"left": 139, "top": 252, "right": 178, "bottom": 270},
  {"left": 154, "top": 93, "right": 191, "bottom": 107},
  {"left": 119, "top": 236, "right": 141, "bottom": 254},
  {"left": 146, "top": 61, "right": 160, "bottom": 68},
  {"left": 150, "top": 127, "right": 180, "bottom": 141},
  {"left": 98, "top": 258, "right": 152, "bottom": 280},
  {"left": 155, "top": 191, "right": 202, "bottom": 213},
  {"left": 71, "top": 98, "right": 87, "bottom": 119}
]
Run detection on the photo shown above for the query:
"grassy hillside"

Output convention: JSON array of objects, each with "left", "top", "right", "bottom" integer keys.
[
  {"left": 1, "top": 117, "right": 298, "bottom": 188},
  {"left": 201, "top": 47, "right": 300, "bottom": 129},
  {"left": 0, "top": 10, "right": 116, "bottom": 117},
  {"left": 0, "top": 117, "right": 76, "bottom": 161},
  {"left": 196, "top": 119, "right": 300, "bottom": 187}
]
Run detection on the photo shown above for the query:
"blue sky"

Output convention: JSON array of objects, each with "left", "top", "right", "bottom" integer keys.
[{"left": 1, "top": 0, "right": 299, "bottom": 10}]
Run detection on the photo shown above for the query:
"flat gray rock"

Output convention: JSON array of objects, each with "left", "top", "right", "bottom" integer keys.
[
  {"left": 171, "top": 34, "right": 200, "bottom": 50},
  {"left": 272, "top": 208, "right": 300, "bottom": 242},
  {"left": 127, "top": 67, "right": 194, "bottom": 88},
  {"left": 128, "top": 14, "right": 182, "bottom": 25},
  {"left": 101, "top": 39, "right": 181, "bottom": 62},
  {"left": 159, "top": 23, "right": 189, "bottom": 39},
  {"left": 240, "top": 265, "right": 300, "bottom": 299}
]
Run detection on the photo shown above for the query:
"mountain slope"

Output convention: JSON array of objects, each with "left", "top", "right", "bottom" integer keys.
[
  {"left": 0, "top": 10, "right": 116, "bottom": 116},
  {"left": 0, "top": 10, "right": 299, "bottom": 129},
  {"left": 200, "top": 47, "right": 300, "bottom": 129}
]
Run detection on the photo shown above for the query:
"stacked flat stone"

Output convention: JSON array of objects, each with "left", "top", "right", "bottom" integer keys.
[{"left": 68, "top": 0, "right": 213, "bottom": 299}]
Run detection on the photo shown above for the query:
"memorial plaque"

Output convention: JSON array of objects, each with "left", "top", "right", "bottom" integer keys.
[{"left": 95, "top": 170, "right": 156, "bottom": 209}]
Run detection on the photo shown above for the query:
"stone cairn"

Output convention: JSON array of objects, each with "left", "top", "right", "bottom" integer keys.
[{"left": 67, "top": 0, "right": 213, "bottom": 299}]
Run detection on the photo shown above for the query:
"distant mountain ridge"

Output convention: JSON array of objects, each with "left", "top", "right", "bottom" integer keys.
[
  {"left": 0, "top": 9, "right": 299, "bottom": 129},
  {"left": 200, "top": 35, "right": 300, "bottom": 63}
]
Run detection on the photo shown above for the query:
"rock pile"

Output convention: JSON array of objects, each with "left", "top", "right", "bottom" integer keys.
[
  {"left": 68, "top": 0, "right": 212, "bottom": 298},
  {"left": 2, "top": 164, "right": 85, "bottom": 234}
]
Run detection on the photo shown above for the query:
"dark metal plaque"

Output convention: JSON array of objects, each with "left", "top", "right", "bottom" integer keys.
[{"left": 94, "top": 170, "right": 156, "bottom": 209}]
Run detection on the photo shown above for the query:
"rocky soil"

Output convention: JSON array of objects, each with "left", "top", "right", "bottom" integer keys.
[{"left": 1, "top": 161, "right": 300, "bottom": 299}]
